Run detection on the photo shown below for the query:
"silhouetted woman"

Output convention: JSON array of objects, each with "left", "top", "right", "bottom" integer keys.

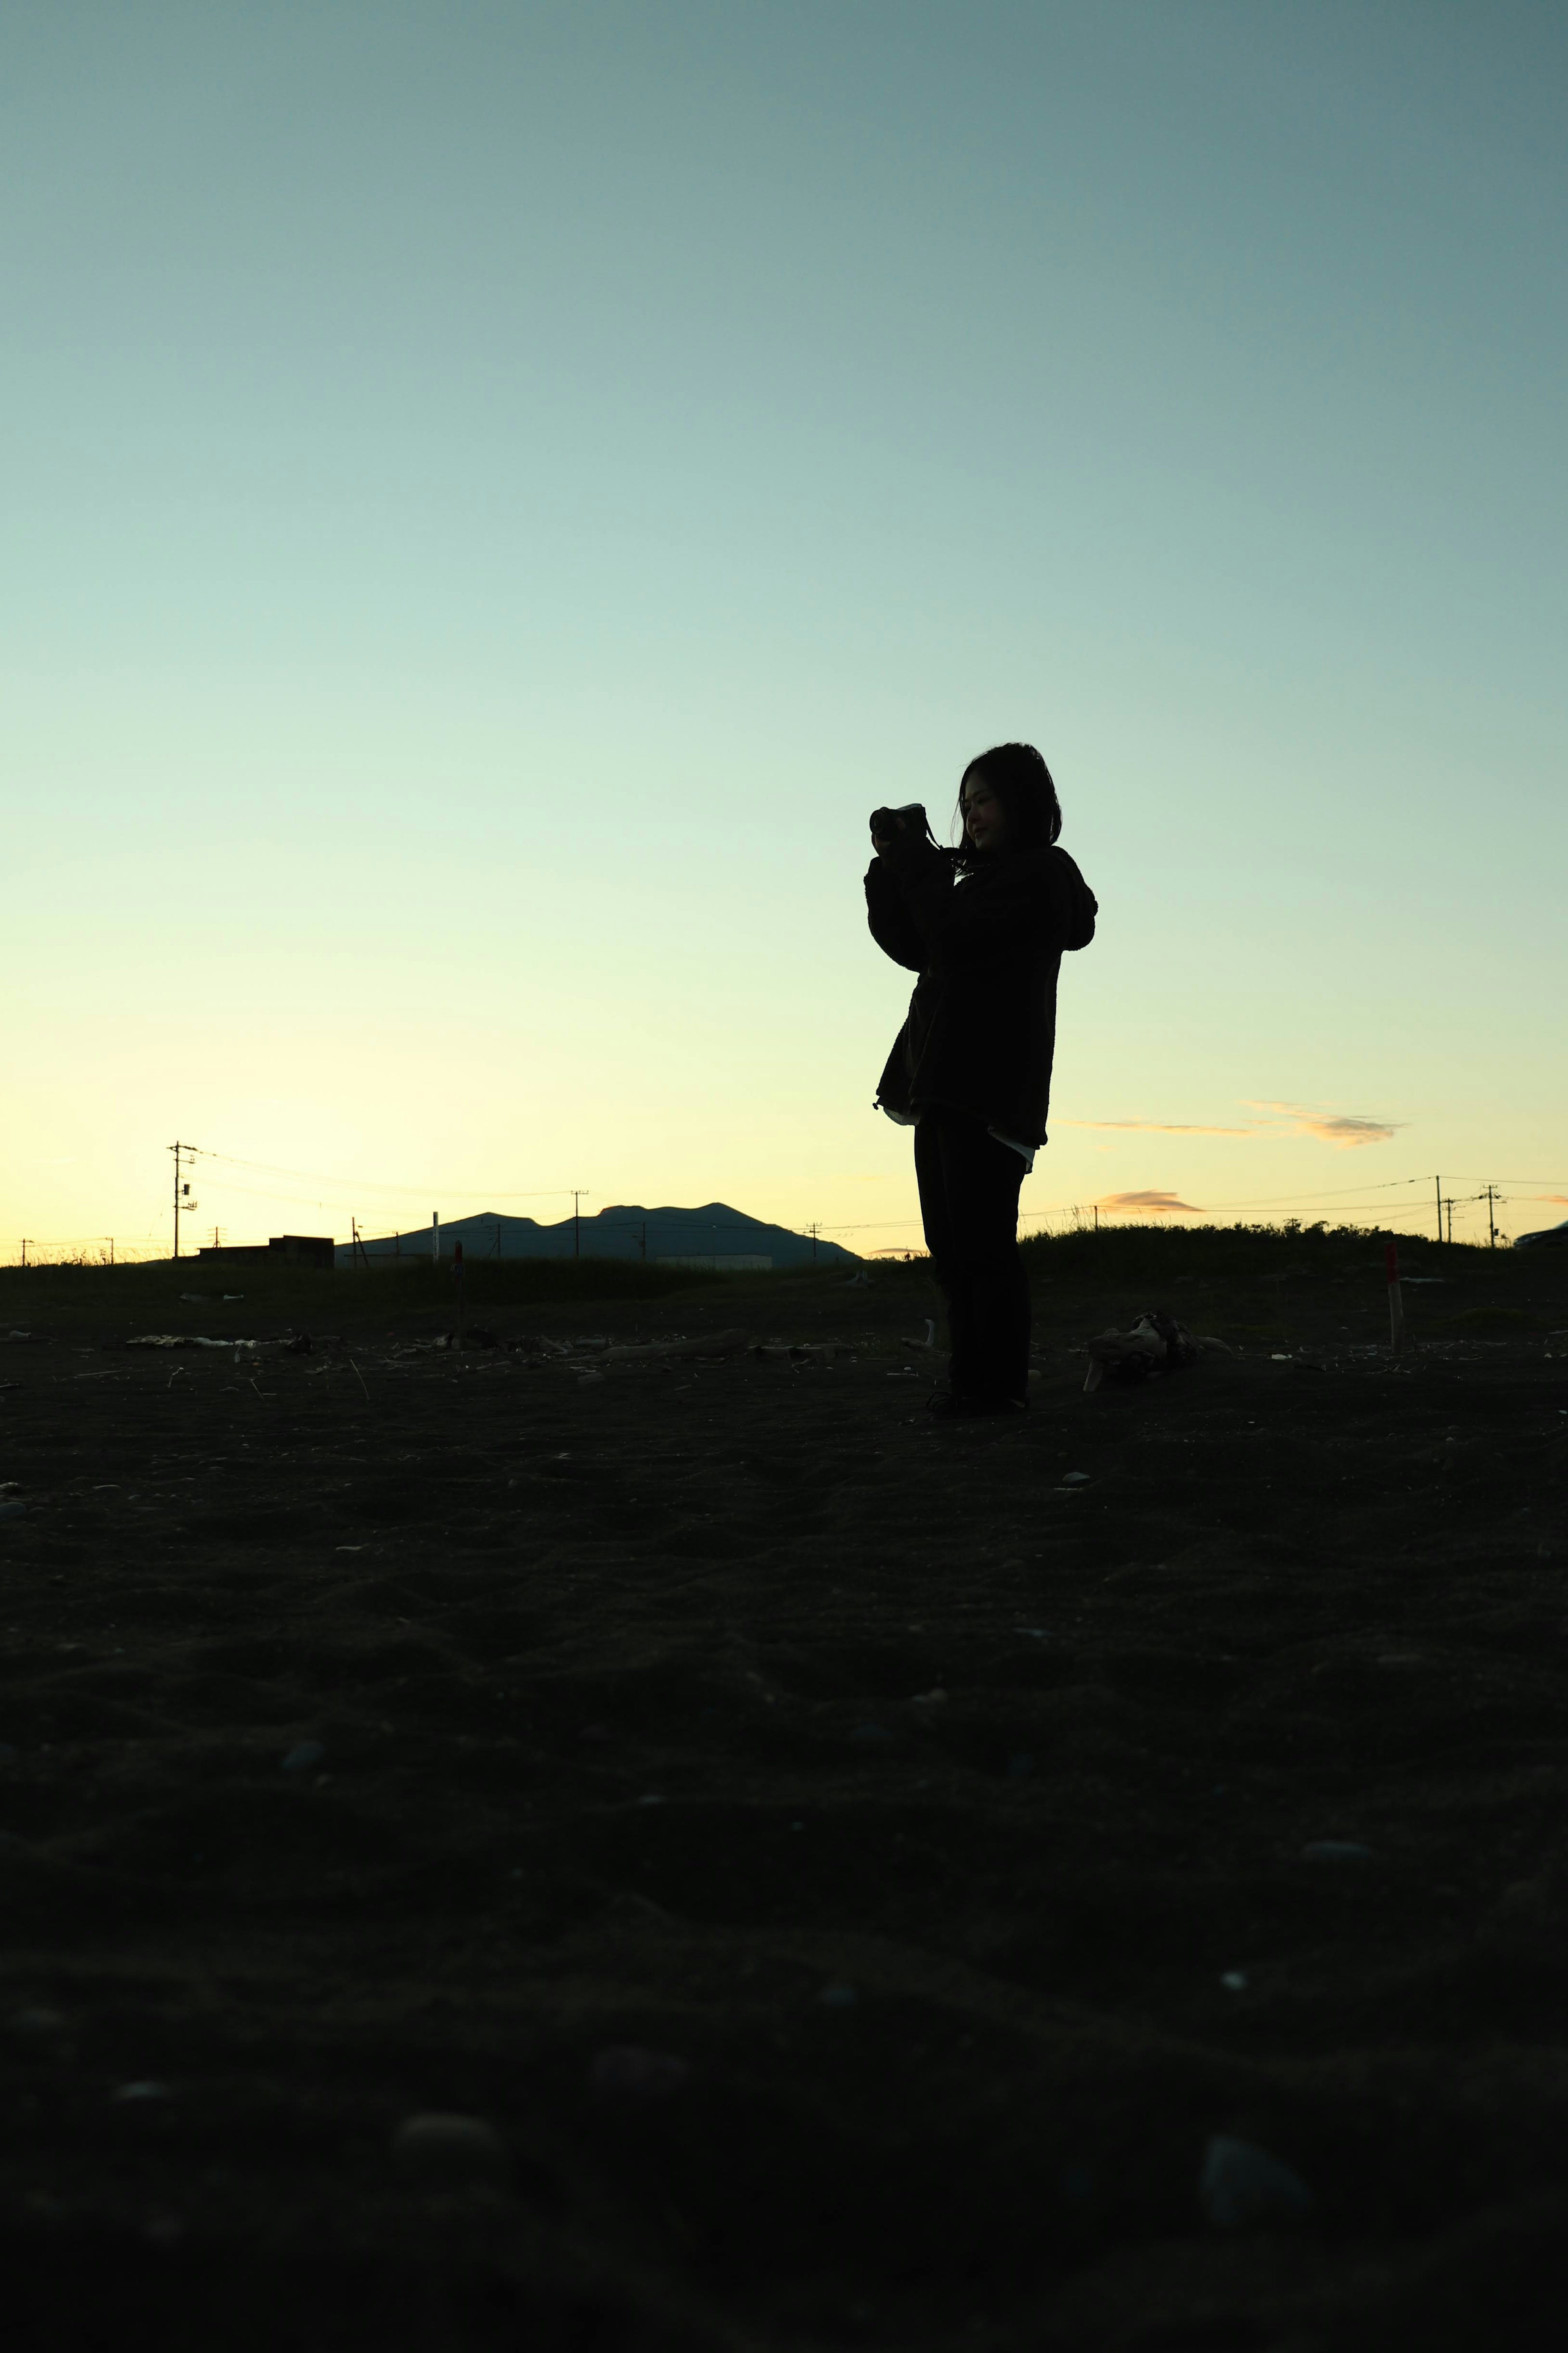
[{"left": 866, "top": 743, "right": 1097, "bottom": 1418}]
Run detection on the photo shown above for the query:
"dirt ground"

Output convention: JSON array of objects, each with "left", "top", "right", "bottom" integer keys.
[{"left": 2, "top": 1234, "right": 1567, "bottom": 2351}]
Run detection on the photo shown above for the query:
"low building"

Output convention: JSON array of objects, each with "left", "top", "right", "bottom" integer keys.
[{"left": 196, "top": 1234, "right": 335, "bottom": 1271}]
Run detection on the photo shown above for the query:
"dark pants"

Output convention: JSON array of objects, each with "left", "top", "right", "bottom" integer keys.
[{"left": 913, "top": 1107, "right": 1031, "bottom": 1403}]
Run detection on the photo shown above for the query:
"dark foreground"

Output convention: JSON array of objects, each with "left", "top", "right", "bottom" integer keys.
[{"left": 2, "top": 1234, "right": 1566, "bottom": 2351}]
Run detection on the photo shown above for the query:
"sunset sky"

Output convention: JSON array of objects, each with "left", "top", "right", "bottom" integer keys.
[{"left": 5, "top": 2, "right": 1565, "bottom": 1258}]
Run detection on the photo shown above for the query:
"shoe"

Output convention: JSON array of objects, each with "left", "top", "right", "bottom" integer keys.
[{"left": 926, "top": 1392, "right": 1028, "bottom": 1420}]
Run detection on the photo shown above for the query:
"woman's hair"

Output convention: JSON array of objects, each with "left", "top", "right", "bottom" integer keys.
[{"left": 954, "top": 742, "right": 1061, "bottom": 863}]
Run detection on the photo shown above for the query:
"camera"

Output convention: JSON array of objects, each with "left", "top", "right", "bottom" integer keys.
[{"left": 869, "top": 801, "right": 934, "bottom": 845}]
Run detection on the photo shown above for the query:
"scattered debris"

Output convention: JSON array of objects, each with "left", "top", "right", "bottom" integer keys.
[
  {"left": 128, "top": 1334, "right": 247, "bottom": 1351},
  {"left": 127, "top": 1334, "right": 319, "bottom": 1353}
]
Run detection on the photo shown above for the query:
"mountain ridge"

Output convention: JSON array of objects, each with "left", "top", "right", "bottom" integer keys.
[{"left": 337, "top": 1200, "right": 858, "bottom": 1268}]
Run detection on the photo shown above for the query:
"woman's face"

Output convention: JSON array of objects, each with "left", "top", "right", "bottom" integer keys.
[{"left": 961, "top": 774, "right": 1007, "bottom": 852}]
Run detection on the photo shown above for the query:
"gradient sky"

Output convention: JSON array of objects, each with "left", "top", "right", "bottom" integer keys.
[{"left": 4, "top": 0, "right": 1565, "bottom": 1258}]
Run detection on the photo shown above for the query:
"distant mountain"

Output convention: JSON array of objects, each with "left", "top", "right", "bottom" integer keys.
[{"left": 337, "top": 1201, "right": 857, "bottom": 1269}]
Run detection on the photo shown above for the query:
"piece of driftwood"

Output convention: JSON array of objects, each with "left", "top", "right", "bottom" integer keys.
[{"left": 602, "top": 1327, "right": 749, "bottom": 1364}]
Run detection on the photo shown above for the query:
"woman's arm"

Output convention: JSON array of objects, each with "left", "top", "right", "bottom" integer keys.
[
  {"left": 864, "top": 855, "right": 931, "bottom": 972},
  {"left": 891, "top": 844, "right": 1094, "bottom": 962}
]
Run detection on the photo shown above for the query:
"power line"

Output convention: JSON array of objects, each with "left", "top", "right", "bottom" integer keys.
[{"left": 189, "top": 1148, "right": 574, "bottom": 1201}]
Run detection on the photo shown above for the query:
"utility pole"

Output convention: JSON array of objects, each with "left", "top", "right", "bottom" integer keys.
[
  {"left": 1434, "top": 1175, "right": 1443, "bottom": 1243},
  {"left": 1485, "top": 1184, "right": 1499, "bottom": 1248},
  {"left": 1445, "top": 1195, "right": 1454, "bottom": 1246},
  {"left": 640, "top": 1220, "right": 647, "bottom": 1261},
  {"left": 808, "top": 1221, "right": 820, "bottom": 1264},
  {"left": 19, "top": 1239, "right": 30, "bottom": 1269},
  {"left": 571, "top": 1190, "right": 588, "bottom": 1259},
  {"left": 169, "top": 1142, "right": 198, "bottom": 1261}
]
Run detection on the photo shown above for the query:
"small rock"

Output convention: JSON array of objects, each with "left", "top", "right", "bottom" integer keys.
[
  {"left": 0, "top": 1502, "right": 27, "bottom": 1524},
  {"left": 1301, "top": 1840, "right": 1374, "bottom": 1863},
  {"left": 1060, "top": 1471, "right": 1091, "bottom": 1486},
  {"left": 112, "top": 2081, "right": 172, "bottom": 2103},
  {"left": 392, "top": 2112, "right": 510, "bottom": 2185},
  {"left": 909, "top": 1687, "right": 949, "bottom": 1706},
  {"left": 850, "top": 1722, "right": 895, "bottom": 1743},
  {"left": 281, "top": 1742, "right": 325, "bottom": 1773},
  {"left": 1199, "top": 2133, "right": 1313, "bottom": 2227},
  {"left": 1220, "top": 1972, "right": 1248, "bottom": 1992},
  {"left": 588, "top": 2045, "right": 689, "bottom": 2103}
]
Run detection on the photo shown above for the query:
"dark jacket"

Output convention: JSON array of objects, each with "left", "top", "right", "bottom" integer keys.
[{"left": 865, "top": 838, "right": 1097, "bottom": 1147}]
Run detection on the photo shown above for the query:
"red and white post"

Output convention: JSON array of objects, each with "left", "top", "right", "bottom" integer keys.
[{"left": 1385, "top": 1239, "right": 1404, "bottom": 1353}]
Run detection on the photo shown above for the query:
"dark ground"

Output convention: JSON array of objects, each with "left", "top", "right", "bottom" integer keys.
[{"left": 1, "top": 1228, "right": 1566, "bottom": 2351}]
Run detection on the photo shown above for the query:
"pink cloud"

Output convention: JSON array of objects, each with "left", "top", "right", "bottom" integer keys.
[
  {"left": 1251, "top": 1103, "right": 1401, "bottom": 1148},
  {"left": 1068, "top": 1106, "right": 1401, "bottom": 1147},
  {"left": 1095, "top": 1189, "right": 1203, "bottom": 1216},
  {"left": 1061, "top": 1119, "right": 1254, "bottom": 1136}
]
